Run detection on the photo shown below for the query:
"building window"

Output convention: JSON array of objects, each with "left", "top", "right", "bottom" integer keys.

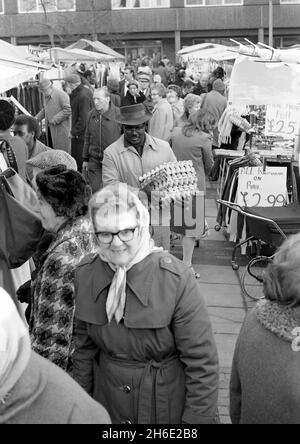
[
  {"left": 112, "top": 0, "right": 170, "bottom": 9},
  {"left": 18, "top": 0, "right": 76, "bottom": 13},
  {"left": 185, "top": 0, "right": 243, "bottom": 6}
]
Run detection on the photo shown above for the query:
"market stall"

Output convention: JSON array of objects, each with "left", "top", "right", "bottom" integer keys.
[
  {"left": 178, "top": 42, "right": 238, "bottom": 79},
  {"left": 216, "top": 53, "right": 300, "bottom": 248}
]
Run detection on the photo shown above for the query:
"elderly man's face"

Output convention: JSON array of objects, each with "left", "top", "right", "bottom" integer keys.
[
  {"left": 123, "top": 123, "right": 146, "bottom": 148},
  {"left": 138, "top": 79, "right": 150, "bottom": 91},
  {"left": 94, "top": 90, "right": 110, "bottom": 112}
]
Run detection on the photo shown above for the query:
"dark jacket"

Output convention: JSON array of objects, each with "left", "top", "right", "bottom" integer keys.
[
  {"left": 121, "top": 91, "right": 147, "bottom": 107},
  {"left": 82, "top": 105, "right": 121, "bottom": 163},
  {"left": 73, "top": 252, "right": 219, "bottom": 425},
  {"left": 230, "top": 301, "right": 300, "bottom": 424},
  {"left": 69, "top": 84, "right": 94, "bottom": 139},
  {"left": 0, "top": 351, "right": 111, "bottom": 424}
]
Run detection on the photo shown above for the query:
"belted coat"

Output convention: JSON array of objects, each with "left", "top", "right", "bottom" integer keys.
[{"left": 73, "top": 251, "right": 219, "bottom": 424}]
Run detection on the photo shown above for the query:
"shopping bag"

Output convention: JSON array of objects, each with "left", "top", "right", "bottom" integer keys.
[
  {"left": 3, "top": 168, "right": 40, "bottom": 216},
  {"left": 0, "top": 176, "right": 43, "bottom": 268}
]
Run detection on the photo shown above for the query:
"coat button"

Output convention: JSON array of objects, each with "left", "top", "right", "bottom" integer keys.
[
  {"left": 123, "top": 385, "right": 131, "bottom": 393},
  {"left": 163, "top": 257, "right": 172, "bottom": 264}
]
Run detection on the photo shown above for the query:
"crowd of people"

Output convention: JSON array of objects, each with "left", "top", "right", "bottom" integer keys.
[{"left": 0, "top": 55, "right": 299, "bottom": 425}]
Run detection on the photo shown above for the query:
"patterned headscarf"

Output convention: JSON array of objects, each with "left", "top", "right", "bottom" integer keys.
[
  {"left": 0, "top": 288, "right": 31, "bottom": 403},
  {"left": 90, "top": 184, "right": 162, "bottom": 324}
]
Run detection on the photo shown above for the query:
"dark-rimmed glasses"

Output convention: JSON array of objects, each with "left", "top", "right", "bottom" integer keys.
[{"left": 95, "top": 227, "right": 137, "bottom": 244}]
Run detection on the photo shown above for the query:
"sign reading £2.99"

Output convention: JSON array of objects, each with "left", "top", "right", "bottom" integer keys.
[
  {"left": 237, "top": 166, "right": 288, "bottom": 208},
  {"left": 265, "top": 104, "right": 300, "bottom": 139}
]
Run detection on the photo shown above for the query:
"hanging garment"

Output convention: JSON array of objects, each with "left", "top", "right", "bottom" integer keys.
[{"left": 0, "top": 175, "right": 43, "bottom": 269}]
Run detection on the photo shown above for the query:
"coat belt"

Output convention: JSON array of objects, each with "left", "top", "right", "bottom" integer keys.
[{"left": 101, "top": 353, "right": 179, "bottom": 424}]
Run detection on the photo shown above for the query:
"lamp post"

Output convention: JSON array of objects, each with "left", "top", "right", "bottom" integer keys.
[{"left": 269, "top": 0, "right": 274, "bottom": 47}]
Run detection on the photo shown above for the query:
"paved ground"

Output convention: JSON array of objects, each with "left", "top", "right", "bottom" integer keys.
[{"left": 172, "top": 180, "right": 253, "bottom": 425}]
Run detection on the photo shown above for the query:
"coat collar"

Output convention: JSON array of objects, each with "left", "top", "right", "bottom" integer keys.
[
  {"left": 47, "top": 216, "right": 94, "bottom": 256},
  {"left": 91, "top": 103, "right": 117, "bottom": 122},
  {"left": 92, "top": 254, "right": 157, "bottom": 307},
  {"left": 256, "top": 300, "right": 300, "bottom": 344}
]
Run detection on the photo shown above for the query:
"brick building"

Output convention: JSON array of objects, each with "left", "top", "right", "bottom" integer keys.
[{"left": 0, "top": 1, "right": 300, "bottom": 61}]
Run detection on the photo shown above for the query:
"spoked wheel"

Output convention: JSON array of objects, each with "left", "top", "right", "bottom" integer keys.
[{"left": 242, "top": 256, "right": 272, "bottom": 301}]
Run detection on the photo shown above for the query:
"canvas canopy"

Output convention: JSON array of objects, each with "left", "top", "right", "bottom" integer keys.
[
  {"left": 0, "top": 55, "right": 49, "bottom": 94},
  {"left": 178, "top": 43, "right": 238, "bottom": 62},
  {"left": 67, "top": 39, "right": 124, "bottom": 60},
  {"left": 49, "top": 47, "right": 115, "bottom": 63},
  {"left": 229, "top": 55, "right": 300, "bottom": 105}
]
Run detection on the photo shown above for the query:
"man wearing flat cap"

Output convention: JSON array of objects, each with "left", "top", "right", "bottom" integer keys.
[
  {"left": 102, "top": 104, "right": 176, "bottom": 250},
  {"left": 64, "top": 74, "right": 94, "bottom": 172},
  {"left": 36, "top": 78, "right": 71, "bottom": 153}
]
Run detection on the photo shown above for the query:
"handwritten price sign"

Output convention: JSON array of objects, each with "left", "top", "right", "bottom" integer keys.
[
  {"left": 237, "top": 166, "right": 288, "bottom": 208},
  {"left": 265, "top": 104, "right": 300, "bottom": 139}
]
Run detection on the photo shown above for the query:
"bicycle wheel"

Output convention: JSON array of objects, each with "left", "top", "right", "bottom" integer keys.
[{"left": 242, "top": 256, "right": 272, "bottom": 301}]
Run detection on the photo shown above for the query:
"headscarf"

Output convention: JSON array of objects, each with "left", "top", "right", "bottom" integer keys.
[
  {"left": 90, "top": 184, "right": 162, "bottom": 324},
  {"left": 0, "top": 288, "right": 31, "bottom": 403}
]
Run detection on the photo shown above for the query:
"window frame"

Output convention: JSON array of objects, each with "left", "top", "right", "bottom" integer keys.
[
  {"left": 18, "top": 0, "right": 76, "bottom": 14},
  {"left": 111, "top": 0, "right": 170, "bottom": 10},
  {"left": 184, "top": 0, "right": 243, "bottom": 7},
  {"left": 279, "top": 0, "right": 300, "bottom": 4}
]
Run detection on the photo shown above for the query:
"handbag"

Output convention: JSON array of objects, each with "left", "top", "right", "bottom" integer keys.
[{"left": 0, "top": 174, "right": 43, "bottom": 268}]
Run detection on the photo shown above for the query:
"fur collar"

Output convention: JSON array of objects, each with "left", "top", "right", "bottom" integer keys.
[{"left": 256, "top": 300, "right": 300, "bottom": 344}]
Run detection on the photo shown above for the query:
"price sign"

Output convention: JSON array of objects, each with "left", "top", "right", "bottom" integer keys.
[
  {"left": 265, "top": 104, "right": 300, "bottom": 139},
  {"left": 237, "top": 166, "right": 288, "bottom": 208}
]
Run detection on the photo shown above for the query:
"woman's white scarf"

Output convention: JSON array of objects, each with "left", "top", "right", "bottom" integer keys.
[
  {"left": 0, "top": 288, "right": 31, "bottom": 403},
  {"left": 98, "top": 197, "right": 162, "bottom": 324}
]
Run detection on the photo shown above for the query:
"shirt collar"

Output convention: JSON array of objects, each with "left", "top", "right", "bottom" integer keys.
[{"left": 121, "top": 133, "right": 158, "bottom": 153}]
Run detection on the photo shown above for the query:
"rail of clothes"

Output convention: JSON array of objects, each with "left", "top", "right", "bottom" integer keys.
[
  {"left": 216, "top": 152, "right": 263, "bottom": 244},
  {"left": 6, "top": 82, "right": 43, "bottom": 117}
]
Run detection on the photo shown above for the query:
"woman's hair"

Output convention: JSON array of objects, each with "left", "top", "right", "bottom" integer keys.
[
  {"left": 168, "top": 84, "right": 181, "bottom": 97},
  {"left": 182, "top": 108, "right": 216, "bottom": 137},
  {"left": 183, "top": 94, "right": 202, "bottom": 114},
  {"left": 89, "top": 183, "right": 149, "bottom": 230},
  {"left": 263, "top": 234, "right": 300, "bottom": 308},
  {"left": 36, "top": 165, "right": 92, "bottom": 220},
  {"left": 151, "top": 82, "right": 166, "bottom": 98}
]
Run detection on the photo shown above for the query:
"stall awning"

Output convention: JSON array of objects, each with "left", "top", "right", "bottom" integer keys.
[
  {"left": 49, "top": 47, "right": 115, "bottom": 63},
  {"left": 178, "top": 43, "right": 238, "bottom": 62},
  {"left": 229, "top": 55, "right": 300, "bottom": 105},
  {"left": 67, "top": 39, "right": 124, "bottom": 60},
  {"left": 0, "top": 56, "right": 49, "bottom": 94}
]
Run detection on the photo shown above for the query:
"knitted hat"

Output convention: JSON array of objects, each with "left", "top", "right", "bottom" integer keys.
[
  {"left": 213, "top": 79, "right": 226, "bottom": 93},
  {"left": 26, "top": 150, "right": 78, "bottom": 171},
  {"left": 64, "top": 74, "right": 81, "bottom": 84},
  {"left": 39, "top": 78, "right": 52, "bottom": 91}
]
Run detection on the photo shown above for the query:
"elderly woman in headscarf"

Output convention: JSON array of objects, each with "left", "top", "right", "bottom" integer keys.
[
  {"left": 0, "top": 287, "right": 110, "bottom": 424},
  {"left": 73, "top": 183, "right": 219, "bottom": 425},
  {"left": 29, "top": 166, "right": 98, "bottom": 372}
]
